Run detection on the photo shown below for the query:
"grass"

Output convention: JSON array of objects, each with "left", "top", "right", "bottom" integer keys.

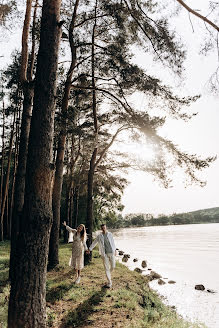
[
  {"left": 0, "top": 241, "right": 10, "bottom": 328},
  {"left": 0, "top": 241, "right": 206, "bottom": 328}
]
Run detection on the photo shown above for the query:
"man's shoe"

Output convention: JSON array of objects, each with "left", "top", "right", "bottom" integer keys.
[{"left": 103, "top": 283, "right": 112, "bottom": 288}]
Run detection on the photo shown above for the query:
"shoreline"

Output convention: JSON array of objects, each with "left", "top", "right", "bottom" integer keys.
[
  {"left": 109, "top": 221, "right": 219, "bottom": 231},
  {"left": 116, "top": 249, "right": 207, "bottom": 328},
  {"left": 0, "top": 241, "right": 205, "bottom": 328},
  {"left": 113, "top": 223, "right": 219, "bottom": 328}
]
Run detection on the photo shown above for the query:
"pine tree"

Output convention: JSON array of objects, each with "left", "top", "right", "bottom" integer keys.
[{"left": 8, "top": 0, "right": 62, "bottom": 326}]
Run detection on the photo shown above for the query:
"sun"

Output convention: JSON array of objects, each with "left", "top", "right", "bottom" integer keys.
[{"left": 121, "top": 142, "right": 156, "bottom": 162}]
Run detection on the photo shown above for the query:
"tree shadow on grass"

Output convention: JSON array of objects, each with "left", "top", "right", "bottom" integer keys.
[
  {"left": 48, "top": 269, "right": 73, "bottom": 283},
  {"left": 61, "top": 287, "right": 107, "bottom": 327},
  {"left": 46, "top": 281, "right": 74, "bottom": 304}
]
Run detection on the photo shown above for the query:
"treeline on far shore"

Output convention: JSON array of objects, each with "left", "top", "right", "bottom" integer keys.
[{"left": 106, "top": 207, "right": 219, "bottom": 229}]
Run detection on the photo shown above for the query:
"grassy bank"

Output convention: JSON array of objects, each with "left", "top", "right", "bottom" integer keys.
[{"left": 0, "top": 241, "right": 205, "bottom": 328}]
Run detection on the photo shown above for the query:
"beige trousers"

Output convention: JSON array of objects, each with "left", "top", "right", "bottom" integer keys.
[{"left": 102, "top": 253, "right": 115, "bottom": 284}]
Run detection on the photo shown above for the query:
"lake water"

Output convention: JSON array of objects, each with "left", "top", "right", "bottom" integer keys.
[{"left": 113, "top": 223, "right": 219, "bottom": 328}]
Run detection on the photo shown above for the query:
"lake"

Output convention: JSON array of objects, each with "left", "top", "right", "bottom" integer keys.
[{"left": 113, "top": 223, "right": 219, "bottom": 328}]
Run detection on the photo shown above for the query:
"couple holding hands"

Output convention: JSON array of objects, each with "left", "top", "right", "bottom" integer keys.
[{"left": 63, "top": 222, "right": 116, "bottom": 288}]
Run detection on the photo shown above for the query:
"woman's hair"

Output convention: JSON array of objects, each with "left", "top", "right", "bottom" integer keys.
[{"left": 78, "top": 224, "right": 87, "bottom": 242}]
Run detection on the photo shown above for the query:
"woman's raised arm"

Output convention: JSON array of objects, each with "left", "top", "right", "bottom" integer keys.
[{"left": 62, "top": 221, "right": 77, "bottom": 233}]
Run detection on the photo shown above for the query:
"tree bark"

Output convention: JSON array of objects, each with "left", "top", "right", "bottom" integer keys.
[
  {"left": 21, "top": 0, "right": 33, "bottom": 82},
  {"left": 86, "top": 148, "right": 97, "bottom": 246},
  {"left": 0, "top": 98, "right": 5, "bottom": 233},
  {"left": 8, "top": 0, "right": 62, "bottom": 327},
  {"left": 64, "top": 179, "right": 71, "bottom": 243},
  {"left": 86, "top": 2, "right": 98, "bottom": 249},
  {"left": 8, "top": 106, "right": 20, "bottom": 240},
  {"left": 0, "top": 111, "right": 16, "bottom": 241},
  {"left": 72, "top": 186, "right": 79, "bottom": 228},
  {"left": 9, "top": 0, "right": 37, "bottom": 281},
  {"left": 48, "top": 0, "right": 79, "bottom": 269},
  {"left": 9, "top": 84, "right": 34, "bottom": 280}
]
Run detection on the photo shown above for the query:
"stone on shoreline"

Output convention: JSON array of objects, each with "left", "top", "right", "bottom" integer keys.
[
  {"left": 141, "top": 260, "right": 147, "bottom": 268},
  {"left": 195, "top": 284, "right": 205, "bottom": 291},
  {"left": 145, "top": 274, "right": 154, "bottom": 281},
  {"left": 122, "top": 256, "right": 128, "bottom": 262},
  {"left": 118, "top": 250, "right": 124, "bottom": 255},
  {"left": 168, "top": 280, "right": 176, "bottom": 284},
  {"left": 150, "top": 271, "right": 162, "bottom": 279},
  {"left": 207, "top": 289, "right": 216, "bottom": 293},
  {"left": 158, "top": 279, "right": 166, "bottom": 285},
  {"left": 134, "top": 268, "right": 143, "bottom": 273},
  {"left": 133, "top": 258, "right": 138, "bottom": 262}
]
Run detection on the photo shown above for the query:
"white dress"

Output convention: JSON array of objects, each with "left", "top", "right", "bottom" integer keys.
[{"left": 66, "top": 226, "right": 87, "bottom": 270}]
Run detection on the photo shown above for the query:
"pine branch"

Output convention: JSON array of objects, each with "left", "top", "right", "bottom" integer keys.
[{"left": 176, "top": 0, "right": 219, "bottom": 32}]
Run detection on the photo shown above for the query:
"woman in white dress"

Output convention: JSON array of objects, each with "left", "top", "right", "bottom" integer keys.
[{"left": 63, "top": 221, "right": 87, "bottom": 284}]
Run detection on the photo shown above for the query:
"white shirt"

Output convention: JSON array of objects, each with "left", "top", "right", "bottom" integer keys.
[{"left": 89, "top": 231, "right": 116, "bottom": 256}]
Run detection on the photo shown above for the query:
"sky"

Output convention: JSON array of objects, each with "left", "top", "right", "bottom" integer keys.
[
  {"left": 121, "top": 0, "right": 219, "bottom": 216},
  {"left": 0, "top": 0, "right": 219, "bottom": 217}
]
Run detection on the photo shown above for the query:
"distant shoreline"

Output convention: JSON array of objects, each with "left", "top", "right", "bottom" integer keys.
[
  {"left": 108, "top": 206, "right": 219, "bottom": 229},
  {"left": 109, "top": 218, "right": 219, "bottom": 229}
]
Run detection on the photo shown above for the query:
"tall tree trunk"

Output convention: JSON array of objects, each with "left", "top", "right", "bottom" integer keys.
[
  {"left": 86, "top": 148, "right": 97, "bottom": 246},
  {"left": 0, "top": 112, "right": 16, "bottom": 241},
  {"left": 48, "top": 0, "right": 80, "bottom": 269},
  {"left": 69, "top": 186, "right": 74, "bottom": 227},
  {"left": 64, "top": 178, "right": 71, "bottom": 243},
  {"left": 9, "top": 108, "right": 20, "bottom": 240},
  {"left": 9, "top": 84, "right": 34, "bottom": 280},
  {"left": 72, "top": 185, "right": 79, "bottom": 228},
  {"left": 86, "top": 3, "right": 98, "bottom": 249},
  {"left": 9, "top": 0, "right": 37, "bottom": 281},
  {"left": 5, "top": 193, "right": 9, "bottom": 238},
  {"left": 0, "top": 98, "right": 5, "bottom": 220},
  {"left": 8, "top": 1, "right": 62, "bottom": 327},
  {"left": 21, "top": 0, "right": 33, "bottom": 82}
]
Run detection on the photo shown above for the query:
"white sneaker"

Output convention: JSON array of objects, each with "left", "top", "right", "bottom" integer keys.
[{"left": 75, "top": 276, "right": 81, "bottom": 284}]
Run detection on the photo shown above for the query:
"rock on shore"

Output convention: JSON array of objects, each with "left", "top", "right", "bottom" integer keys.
[
  {"left": 134, "top": 268, "right": 143, "bottom": 273},
  {"left": 141, "top": 260, "right": 147, "bottom": 268},
  {"left": 158, "top": 279, "right": 166, "bottom": 285},
  {"left": 195, "top": 284, "right": 205, "bottom": 291},
  {"left": 150, "top": 271, "right": 162, "bottom": 279}
]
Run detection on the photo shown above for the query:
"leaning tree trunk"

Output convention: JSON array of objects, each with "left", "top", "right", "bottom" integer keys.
[
  {"left": 48, "top": 0, "right": 79, "bottom": 269},
  {"left": 8, "top": 1, "right": 62, "bottom": 327}
]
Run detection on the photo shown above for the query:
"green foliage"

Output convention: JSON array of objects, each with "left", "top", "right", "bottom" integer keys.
[
  {"left": 0, "top": 1, "right": 18, "bottom": 27},
  {"left": 111, "top": 207, "right": 219, "bottom": 229},
  {"left": 0, "top": 241, "right": 10, "bottom": 328}
]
